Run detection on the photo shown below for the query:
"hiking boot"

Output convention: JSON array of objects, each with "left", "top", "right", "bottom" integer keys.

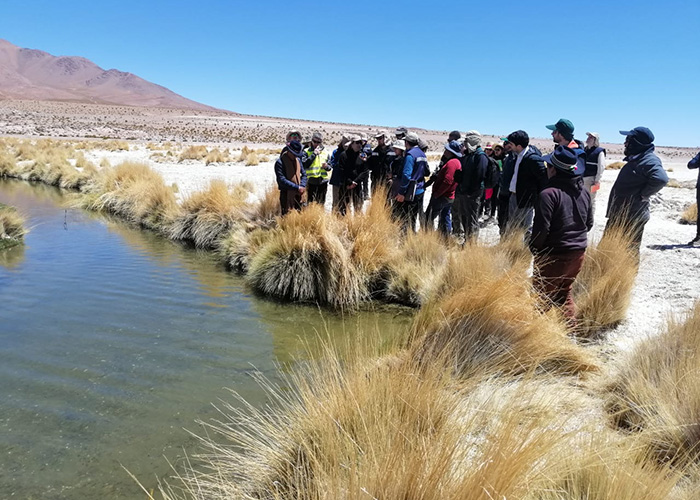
[{"left": 689, "top": 237, "right": 700, "bottom": 247}]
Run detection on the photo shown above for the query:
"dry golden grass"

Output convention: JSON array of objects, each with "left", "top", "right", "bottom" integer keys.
[
  {"left": 99, "top": 157, "right": 111, "bottom": 168},
  {"left": 680, "top": 203, "right": 698, "bottom": 225},
  {"left": 0, "top": 150, "right": 19, "bottom": 178},
  {"left": 667, "top": 178, "right": 682, "bottom": 188},
  {"left": 179, "top": 145, "right": 208, "bottom": 162},
  {"left": 220, "top": 227, "right": 274, "bottom": 273},
  {"left": 168, "top": 180, "right": 253, "bottom": 249},
  {"left": 605, "top": 301, "right": 700, "bottom": 467},
  {"left": 101, "top": 139, "right": 130, "bottom": 151},
  {"left": 81, "top": 161, "right": 180, "bottom": 230},
  {"left": 249, "top": 186, "right": 281, "bottom": 225},
  {"left": 245, "top": 152, "right": 260, "bottom": 166},
  {"left": 573, "top": 223, "right": 639, "bottom": 339},
  {"left": 0, "top": 203, "right": 27, "bottom": 248},
  {"left": 607, "top": 161, "right": 625, "bottom": 170},
  {"left": 247, "top": 204, "right": 366, "bottom": 308},
  {"left": 204, "top": 148, "right": 230, "bottom": 165}
]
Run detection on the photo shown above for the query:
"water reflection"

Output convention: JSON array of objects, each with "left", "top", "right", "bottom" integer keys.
[{"left": 0, "top": 241, "right": 25, "bottom": 268}]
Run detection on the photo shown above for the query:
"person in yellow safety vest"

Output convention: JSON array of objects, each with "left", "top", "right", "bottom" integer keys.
[{"left": 303, "top": 131, "right": 331, "bottom": 204}]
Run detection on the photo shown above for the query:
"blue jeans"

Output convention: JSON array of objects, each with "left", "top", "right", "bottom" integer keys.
[{"left": 426, "top": 196, "right": 453, "bottom": 235}]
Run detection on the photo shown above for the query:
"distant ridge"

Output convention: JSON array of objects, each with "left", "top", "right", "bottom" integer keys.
[{"left": 0, "top": 39, "right": 219, "bottom": 111}]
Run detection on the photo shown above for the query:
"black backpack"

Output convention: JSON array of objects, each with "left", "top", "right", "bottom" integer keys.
[{"left": 483, "top": 156, "right": 500, "bottom": 189}]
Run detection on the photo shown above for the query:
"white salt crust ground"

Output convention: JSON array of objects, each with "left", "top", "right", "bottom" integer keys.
[{"left": 81, "top": 146, "right": 700, "bottom": 354}]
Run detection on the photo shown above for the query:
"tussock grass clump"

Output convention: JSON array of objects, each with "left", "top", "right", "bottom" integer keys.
[
  {"left": 250, "top": 186, "right": 281, "bottom": 225},
  {"left": 99, "top": 157, "right": 111, "bottom": 169},
  {"left": 245, "top": 152, "right": 260, "bottom": 166},
  {"left": 220, "top": 227, "right": 273, "bottom": 273},
  {"left": 680, "top": 203, "right": 698, "bottom": 225},
  {"left": 384, "top": 229, "right": 448, "bottom": 306},
  {"left": 204, "top": 148, "right": 230, "bottom": 165},
  {"left": 0, "top": 203, "right": 27, "bottom": 249},
  {"left": 179, "top": 145, "right": 208, "bottom": 162},
  {"left": 247, "top": 204, "right": 365, "bottom": 308},
  {"left": 101, "top": 140, "right": 130, "bottom": 151},
  {"left": 573, "top": 223, "right": 638, "bottom": 338},
  {"left": 168, "top": 180, "right": 253, "bottom": 249},
  {"left": 0, "top": 150, "right": 19, "bottom": 177},
  {"left": 81, "top": 161, "right": 180, "bottom": 230},
  {"left": 605, "top": 301, "right": 700, "bottom": 467},
  {"left": 607, "top": 161, "right": 625, "bottom": 170}
]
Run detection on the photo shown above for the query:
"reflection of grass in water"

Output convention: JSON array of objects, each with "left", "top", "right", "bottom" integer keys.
[{"left": 0, "top": 242, "right": 25, "bottom": 268}]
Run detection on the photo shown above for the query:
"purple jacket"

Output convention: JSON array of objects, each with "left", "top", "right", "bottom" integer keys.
[{"left": 530, "top": 175, "right": 593, "bottom": 254}]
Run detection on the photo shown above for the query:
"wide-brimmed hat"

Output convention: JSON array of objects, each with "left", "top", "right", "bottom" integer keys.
[
  {"left": 374, "top": 129, "right": 388, "bottom": 139},
  {"left": 444, "top": 140, "right": 463, "bottom": 158},
  {"left": 392, "top": 140, "right": 406, "bottom": 151},
  {"left": 543, "top": 146, "right": 578, "bottom": 175},
  {"left": 395, "top": 127, "right": 408, "bottom": 137},
  {"left": 287, "top": 140, "right": 305, "bottom": 157}
]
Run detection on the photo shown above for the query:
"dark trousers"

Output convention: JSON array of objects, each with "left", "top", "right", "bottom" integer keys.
[
  {"left": 605, "top": 212, "right": 649, "bottom": 257},
  {"left": 695, "top": 187, "right": 700, "bottom": 239},
  {"left": 497, "top": 193, "right": 510, "bottom": 236},
  {"left": 533, "top": 249, "right": 586, "bottom": 325},
  {"left": 397, "top": 192, "right": 424, "bottom": 233},
  {"left": 280, "top": 189, "right": 302, "bottom": 216},
  {"left": 453, "top": 191, "right": 482, "bottom": 241},
  {"left": 307, "top": 182, "right": 328, "bottom": 205},
  {"left": 490, "top": 185, "right": 500, "bottom": 217},
  {"left": 425, "top": 196, "right": 453, "bottom": 236}
]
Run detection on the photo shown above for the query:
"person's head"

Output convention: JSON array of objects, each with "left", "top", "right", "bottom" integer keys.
[
  {"left": 444, "top": 140, "right": 463, "bottom": 161},
  {"left": 286, "top": 130, "right": 302, "bottom": 144},
  {"left": 620, "top": 127, "right": 654, "bottom": 157},
  {"left": 448, "top": 130, "right": 462, "bottom": 142},
  {"left": 585, "top": 132, "right": 600, "bottom": 149},
  {"left": 506, "top": 130, "right": 529, "bottom": 153},
  {"left": 395, "top": 127, "right": 408, "bottom": 140},
  {"left": 493, "top": 144, "right": 504, "bottom": 159},
  {"left": 348, "top": 135, "right": 363, "bottom": 152},
  {"left": 484, "top": 143, "right": 493, "bottom": 156},
  {"left": 311, "top": 131, "right": 323, "bottom": 148},
  {"left": 417, "top": 137, "right": 429, "bottom": 153},
  {"left": 392, "top": 140, "right": 406, "bottom": 156},
  {"left": 374, "top": 130, "right": 388, "bottom": 146},
  {"left": 546, "top": 119, "right": 575, "bottom": 145},
  {"left": 544, "top": 146, "right": 578, "bottom": 179},
  {"left": 464, "top": 130, "right": 482, "bottom": 153},
  {"left": 404, "top": 132, "right": 420, "bottom": 148},
  {"left": 286, "top": 140, "right": 305, "bottom": 160},
  {"left": 503, "top": 141, "right": 513, "bottom": 153}
]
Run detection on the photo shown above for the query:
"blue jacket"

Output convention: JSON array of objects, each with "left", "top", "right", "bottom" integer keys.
[
  {"left": 607, "top": 145, "right": 668, "bottom": 220},
  {"left": 274, "top": 154, "right": 307, "bottom": 191},
  {"left": 398, "top": 146, "right": 428, "bottom": 197}
]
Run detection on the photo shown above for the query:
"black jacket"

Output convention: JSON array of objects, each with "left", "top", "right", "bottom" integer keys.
[
  {"left": 338, "top": 148, "right": 369, "bottom": 186},
  {"left": 531, "top": 175, "right": 592, "bottom": 254},
  {"left": 689, "top": 151, "right": 700, "bottom": 187},
  {"left": 456, "top": 149, "right": 488, "bottom": 196},
  {"left": 607, "top": 145, "right": 668, "bottom": 220},
  {"left": 513, "top": 146, "right": 547, "bottom": 208}
]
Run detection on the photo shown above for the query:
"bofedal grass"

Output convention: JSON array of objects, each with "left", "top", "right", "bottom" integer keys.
[
  {"left": 168, "top": 179, "right": 253, "bottom": 249},
  {"left": 204, "top": 148, "right": 230, "bottom": 165},
  {"left": 573, "top": 222, "right": 639, "bottom": 339},
  {"left": 680, "top": 202, "right": 698, "bottom": 225},
  {"left": 605, "top": 300, "right": 700, "bottom": 468},
  {"left": 0, "top": 203, "right": 27, "bottom": 249},
  {"left": 179, "top": 145, "right": 208, "bottom": 162},
  {"left": 246, "top": 204, "right": 366, "bottom": 308},
  {"left": 80, "top": 161, "right": 180, "bottom": 231}
]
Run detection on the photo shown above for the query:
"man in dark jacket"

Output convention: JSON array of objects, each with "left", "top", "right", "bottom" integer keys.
[
  {"left": 687, "top": 151, "right": 700, "bottom": 246},
  {"left": 336, "top": 135, "right": 366, "bottom": 216},
  {"left": 506, "top": 130, "right": 547, "bottom": 236},
  {"left": 606, "top": 127, "right": 669, "bottom": 253},
  {"left": 453, "top": 130, "right": 488, "bottom": 242},
  {"left": 368, "top": 130, "right": 392, "bottom": 196},
  {"left": 498, "top": 138, "right": 516, "bottom": 236},
  {"left": 274, "top": 140, "right": 307, "bottom": 215},
  {"left": 395, "top": 132, "right": 428, "bottom": 232},
  {"left": 531, "top": 146, "right": 593, "bottom": 325}
]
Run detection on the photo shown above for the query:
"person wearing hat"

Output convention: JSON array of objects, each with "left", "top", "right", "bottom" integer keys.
[
  {"left": 687, "top": 150, "right": 700, "bottom": 246},
  {"left": 497, "top": 137, "right": 516, "bottom": 236},
  {"left": 505, "top": 130, "right": 547, "bottom": 236},
  {"left": 448, "top": 130, "right": 462, "bottom": 142},
  {"left": 388, "top": 139, "right": 406, "bottom": 203},
  {"left": 336, "top": 135, "right": 367, "bottom": 216},
  {"left": 606, "top": 127, "right": 668, "bottom": 254},
  {"left": 583, "top": 132, "right": 606, "bottom": 217},
  {"left": 394, "top": 132, "right": 429, "bottom": 232},
  {"left": 274, "top": 140, "right": 307, "bottom": 215},
  {"left": 328, "top": 135, "right": 350, "bottom": 212},
  {"left": 368, "top": 130, "right": 393, "bottom": 197},
  {"left": 453, "top": 130, "right": 488, "bottom": 242},
  {"left": 425, "top": 140, "right": 462, "bottom": 236},
  {"left": 395, "top": 127, "right": 408, "bottom": 140},
  {"left": 546, "top": 119, "right": 586, "bottom": 176},
  {"left": 531, "top": 146, "right": 593, "bottom": 325},
  {"left": 303, "top": 132, "right": 331, "bottom": 205}
]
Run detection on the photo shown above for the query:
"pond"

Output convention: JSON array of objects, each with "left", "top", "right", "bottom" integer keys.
[{"left": 0, "top": 179, "right": 412, "bottom": 499}]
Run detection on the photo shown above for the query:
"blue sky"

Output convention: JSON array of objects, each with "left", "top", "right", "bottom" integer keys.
[{"left": 1, "top": 0, "right": 698, "bottom": 147}]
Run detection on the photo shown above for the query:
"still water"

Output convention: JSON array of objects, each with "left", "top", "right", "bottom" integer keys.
[{"left": 0, "top": 180, "right": 412, "bottom": 499}]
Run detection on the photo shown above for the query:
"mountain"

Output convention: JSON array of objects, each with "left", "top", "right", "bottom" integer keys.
[{"left": 0, "top": 39, "right": 218, "bottom": 111}]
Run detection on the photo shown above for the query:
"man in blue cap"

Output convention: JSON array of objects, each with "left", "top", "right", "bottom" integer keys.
[
  {"left": 606, "top": 126, "right": 668, "bottom": 253},
  {"left": 531, "top": 146, "right": 593, "bottom": 326}
]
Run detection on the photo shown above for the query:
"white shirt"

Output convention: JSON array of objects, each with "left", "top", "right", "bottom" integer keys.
[{"left": 509, "top": 145, "right": 529, "bottom": 193}]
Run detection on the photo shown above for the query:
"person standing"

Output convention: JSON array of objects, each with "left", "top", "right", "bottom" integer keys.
[
  {"left": 336, "top": 135, "right": 364, "bottom": 216},
  {"left": 606, "top": 127, "right": 669, "bottom": 253},
  {"left": 506, "top": 130, "right": 547, "bottom": 235},
  {"left": 369, "top": 130, "right": 392, "bottom": 196},
  {"left": 394, "top": 132, "right": 428, "bottom": 232},
  {"left": 497, "top": 138, "right": 516, "bottom": 236},
  {"left": 546, "top": 118, "right": 586, "bottom": 175},
  {"left": 686, "top": 150, "right": 700, "bottom": 246},
  {"left": 425, "top": 140, "right": 462, "bottom": 236},
  {"left": 531, "top": 146, "right": 593, "bottom": 325},
  {"left": 303, "top": 132, "right": 331, "bottom": 204},
  {"left": 583, "top": 131, "right": 606, "bottom": 216},
  {"left": 453, "top": 130, "right": 488, "bottom": 242},
  {"left": 274, "top": 140, "right": 307, "bottom": 215}
]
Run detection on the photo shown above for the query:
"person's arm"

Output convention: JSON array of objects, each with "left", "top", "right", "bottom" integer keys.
[
  {"left": 302, "top": 150, "right": 316, "bottom": 170},
  {"left": 274, "top": 159, "right": 299, "bottom": 191},
  {"left": 299, "top": 159, "right": 307, "bottom": 188},
  {"left": 640, "top": 160, "right": 669, "bottom": 200},
  {"left": 688, "top": 151, "right": 700, "bottom": 169},
  {"left": 476, "top": 154, "right": 488, "bottom": 187},
  {"left": 398, "top": 154, "right": 415, "bottom": 195},
  {"left": 529, "top": 190, "right": 556, "bottom": 252},
  {"left": 585, "top": 191, "right": 594, "bottom": 231},
  {"left": 594, "top": 151, "right": 605, "bottom": 184}
]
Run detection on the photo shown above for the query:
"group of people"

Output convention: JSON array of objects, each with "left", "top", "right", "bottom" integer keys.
[{"left": 274, "top": 120, "right": 680, "bottom": 325}]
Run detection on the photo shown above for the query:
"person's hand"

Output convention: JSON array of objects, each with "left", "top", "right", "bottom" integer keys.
[
  {"left": 299, "top": 186, "right": 306, "bottom": 194},
  {"left": 323, "top": 162, "right": 330, "bottom": 170},
  {"left": 591, "top": 182, "right": 600, "bottom": 193},
  {"left": 314, "top": 146, "right": 323, "bottom": 155},
  {"left": 348, "top": 182, "right": 357, "bottom": 190},
  {"left": 395, "top": 194, "right": 405, "bottom": 202}
]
